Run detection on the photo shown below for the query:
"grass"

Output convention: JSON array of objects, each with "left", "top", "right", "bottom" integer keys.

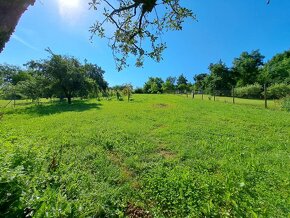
[{"left": 0, "top": 94, "right": 289, "bottom": 217}]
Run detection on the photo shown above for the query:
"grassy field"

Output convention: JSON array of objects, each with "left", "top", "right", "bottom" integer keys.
[{"left": 0, "top": 94, "right": 289, "bottom": 217}]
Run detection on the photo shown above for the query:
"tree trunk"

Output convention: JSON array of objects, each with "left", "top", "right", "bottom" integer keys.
[
  {"left": 0, "top": 0, "right": 35, "bottom": 52},
  {"left": 67, "top": 96, "right": 72, "bottom": 104}
]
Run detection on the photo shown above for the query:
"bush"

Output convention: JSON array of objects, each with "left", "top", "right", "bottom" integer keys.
[
  {"left": 235, "top": 83, "right": 262, "bottom": 99},
  {"left": 267, "top": 83, "right": 290, "bottom": 99},
  {"left": 134, "top": 87, "right": 143, "bottom": 94},
  {"left": 281, "top": 96, "right": 290, "bottom": 111}
]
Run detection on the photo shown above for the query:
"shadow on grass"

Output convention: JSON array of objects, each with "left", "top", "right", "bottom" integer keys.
[{"left": 5, "top": 100, "right": 102, "bottom": 116}]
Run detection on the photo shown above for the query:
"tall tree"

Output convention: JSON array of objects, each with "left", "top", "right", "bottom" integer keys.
[
  {"left": 193, "top": 73, "right": 207, "bottom": 91},
  {"left": 260, "top": 49, "right": 290, "bottom": 84},
  {"left": 177, "top": 74, "right": 188, "bottom": 93},
  {"left": 44, "top": 54, "right": 87, "bottom": 104},
  {"left": 162, "top": 76, "right": 176, "bottom": 93},
  {"left": 143, "top": 77, "right": 164, "bottom": 94},
  {"left": 208, "top": 61, "right": 232, "bottom": 95},
  {"left": 233, "top": 50, "right": 264, "bottom": 87}
]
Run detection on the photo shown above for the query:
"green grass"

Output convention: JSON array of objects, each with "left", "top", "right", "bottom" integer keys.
[{"left": 0, "top": 94, "right": 289, "bottom": 217}]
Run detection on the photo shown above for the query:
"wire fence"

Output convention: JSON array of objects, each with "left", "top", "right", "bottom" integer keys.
[{"left": 186, "top": 85, "right": 282, "bottom": 109}]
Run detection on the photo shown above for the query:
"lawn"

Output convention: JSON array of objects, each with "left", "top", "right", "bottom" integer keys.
[{"left": 0, "top": 94, "right": 289, "bottom": 217}]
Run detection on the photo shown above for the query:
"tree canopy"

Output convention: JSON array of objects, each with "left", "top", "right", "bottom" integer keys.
[
  {"left": 232, "top": 50, "right": 265, "bottom": 86},
  {"left": 89, "top": 0, "right": 195, "bottom": 70},
  {"left": 0, "top": 53, "right": 108, "bottom": 104},
  {"left": 0, "top": 0, "right": 194, "bottom": 70}
]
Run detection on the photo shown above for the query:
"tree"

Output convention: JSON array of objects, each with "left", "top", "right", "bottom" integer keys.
[
  {"left": 0, "top": 64, "right": 28, "bottom": 85},
  {"left": 177, "top": 74, "right": 188, "bottom": 93},
  {"left": 89, "top": 0, "right": 195, "bottom": 70},
  {"left": 43, "top": 54, "right": 89, "bottom": 104},
  {"left": 233, "top": 50, "right": 264, "bottom": 87},
  {"left": 207, "top": 61, "right": 232, "bottom": 95},
  {"left": 122, "top": 83, "right": 133, "bottom": 101},
  {"left": 0, "top": 64, "right": 30, "bottom": 100},
  {"left": 143, "top": 77, "right": 164, "bottom": 94},
  {"left": 0, "top": 0, "right": 35, "bottom": 52},
  {"left": 0, "top": 0, "right": 194, "bottom": 70},
  {"left": 162, "top": 76, "right": 176, "bottom": 93},
  {"left": 82, "top": 62, "right": 108, "bottom": 98},
  {"left": 16, "top": 74, "right": 43, "bottom": 101},
  {"left": 193, "top": 73, "right": 207, "bottom": 91},
  {"left": 260, "top": 49, "right": 290, "bottom": 85}
]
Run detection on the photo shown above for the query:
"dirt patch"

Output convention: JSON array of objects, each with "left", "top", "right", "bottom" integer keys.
[
  {"left": 159, "top": 149, "right": 176, "bottom": 159},
  {"left": 157, "top": 144, "right": 176, "bottom": 159},
  {"left": 108, "top": 152, "right": 134, "bottom": 181},
  {"left": 126, "top": 203, "right": 151, "bottom": 218},
  {"left": 153, "top": 103, "right": 168, "bottom": 108}
]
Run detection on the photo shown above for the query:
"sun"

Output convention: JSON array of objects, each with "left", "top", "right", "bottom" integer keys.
[
  {"left": 58, "top": 0, "right": 80, "bottom": 10},
  {"left": 57, "top": 0, "right": 82, "bottom": 22}
]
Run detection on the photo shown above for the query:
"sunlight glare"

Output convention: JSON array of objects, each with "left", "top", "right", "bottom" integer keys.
[
  {"left": 59, "top": 0, "right": 80, "bottom": 10},
  {"left": 58, "top": 0, "right": 82, "bottom": 22}
]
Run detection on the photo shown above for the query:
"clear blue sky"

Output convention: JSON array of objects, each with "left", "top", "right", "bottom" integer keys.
[{"left": 0, "top": 0, "right": 289, "bottom": 87}]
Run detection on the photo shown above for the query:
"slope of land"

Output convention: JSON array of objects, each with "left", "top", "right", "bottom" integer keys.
[{"left": 0, "top": 95, "right": 289, "bottom": 217}]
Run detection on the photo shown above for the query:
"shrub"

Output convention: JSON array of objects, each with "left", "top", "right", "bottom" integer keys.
[
  {"left": 235, "top": 83, "right": 262, "bottom": 99},
  {"left": 134, "top": 87, "right": 143, "bottom": 94},
  {"left": 281, "top": 96, "right": 290, "bottom": 111},
  {"left": 267, "top": 83, "right": 290, "bottom": 99}
]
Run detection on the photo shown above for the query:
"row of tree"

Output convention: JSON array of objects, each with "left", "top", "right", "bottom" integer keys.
[
  {"left": 0, "top": 51, "right": 108, "bottom": 104},
  {"left": 138, "top": 49, "right": 290, "bottom": 99},
  {"left": 1, "top": 49, "right": 289, "bottom": 103},
  {"left": 194, "top": 49, "right": 290, "bottom": 96}
]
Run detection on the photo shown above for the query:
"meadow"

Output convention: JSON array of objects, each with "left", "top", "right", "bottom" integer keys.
[{"left": 0, "top": 94, "right": 289, "bottom": 217}]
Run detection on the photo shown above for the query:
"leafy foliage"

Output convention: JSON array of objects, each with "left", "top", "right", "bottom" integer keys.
[
  {"left": 143, "top": 77, "right": 164, "bottom": 93},
  {"left": 233, "top": 50, "right": 264, "bottom": 87},
  {"left": 235, "top": 83, "right": 262, "bottom": 99},
  {"left": 89, "top": 0, "right": 195, "bottom": 70},
  {"left": 192, "top": 49, "right": 289, "bottom": 99},
  {"left": 267, "top": 83, "right": 290, "bottom": 99},
  {"left": 281, "top": 96, "right": 290, "bottom": 111},
  {"left": 261, "top": 49, "right": 290, "bottom": 84},
  {"left": 0, "top": 54, "right": 108, "bottom": 104},
  {"left": 162, "top": 76, "right": 176, "bottom": 93}
]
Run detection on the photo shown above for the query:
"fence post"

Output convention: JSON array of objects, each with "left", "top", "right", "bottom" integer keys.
[
  {"left": 201, "top": 90, "right": 204, "bottom": 100},
  {"left": 232, "top": 86, "right": 235, "bottom": 104},
  {"left": 264, "top": 83, "right": 267, "bottom": 109},
  {"left": 13, "top": 89, "right": 16, "bottom": 108},
  {"left": 213, "top": 89, "right": 216, "bottom": 101}
]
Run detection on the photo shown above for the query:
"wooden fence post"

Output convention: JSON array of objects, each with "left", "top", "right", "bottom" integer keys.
[
  {"left": 232, "top": 86, "right": 235, "bottom": 104},
  {"left": 13, "top": 89, "right": 16, "bottom": 108},
  {"left": 264, "top": 83, "right": 267, "bottom": 109}
]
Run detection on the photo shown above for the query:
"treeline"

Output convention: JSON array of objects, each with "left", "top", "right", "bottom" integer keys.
[
  {"left": 138, "top": 49, "right": 290, "bottom": 99},
  {"left": 0, "top": 52, "right": 108, "bottom": 104}
]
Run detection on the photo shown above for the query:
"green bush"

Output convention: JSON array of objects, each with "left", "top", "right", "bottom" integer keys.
[
  {"left": 267, "top": 83, "right": 290, "bottom": 99},
  {"left": 235, "top": 83, "right": 262, "bottom": 99},
  {"left": 281, "top": 96, "right": 290, "bottom": 111},
  {"left": 134, "top": 87, "right": 144, "bottom": 94}
]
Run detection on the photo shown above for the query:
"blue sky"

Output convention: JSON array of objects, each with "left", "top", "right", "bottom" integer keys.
[{"left": 0, "top": 0, "right": 289, "bottom": 87}]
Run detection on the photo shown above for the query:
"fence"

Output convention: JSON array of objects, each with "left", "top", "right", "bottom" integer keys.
[{"left": 190, "top": 84, "right": 278, "bottom": 109}]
